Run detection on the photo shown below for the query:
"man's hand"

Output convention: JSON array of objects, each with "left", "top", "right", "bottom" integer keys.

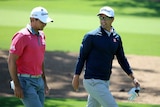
[
  {"left": 14, "top": 86, "right": 24, "bottom": 99},
  {"left": 72, "top": 75, "right": 80, "bottom": 91},
  {"left": 45, "top": 85, "right": 50, "bottom": 95},
  {"left": 129, "top": 73, "right": 140, "bottom": 87},
  {"left": 133, "top": 78, "right": 140, "bottom": 87}
]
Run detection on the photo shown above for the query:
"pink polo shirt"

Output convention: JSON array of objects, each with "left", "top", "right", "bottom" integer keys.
[{"left": 9, "top": 25, "right": 46, "bottom": 75}]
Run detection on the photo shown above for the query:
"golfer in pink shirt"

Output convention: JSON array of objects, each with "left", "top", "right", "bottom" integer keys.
[{"left": 8, "top": 6, "right": 53, "bottom": 107}]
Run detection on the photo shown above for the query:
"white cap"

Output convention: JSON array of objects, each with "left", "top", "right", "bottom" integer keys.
[
  {"left": 30, "top": 6, "right": 53, "bottom": 23},
  {"left": 97, "top": 6, "right": 114, "bottom": 17}
]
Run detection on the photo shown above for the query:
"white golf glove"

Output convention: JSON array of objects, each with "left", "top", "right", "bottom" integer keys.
[
  {"left": 128, "top": 87, "right": 140, "bottom": 101},
  {"left": 10, "top": 80, "right": 15, "bottom": 90}
]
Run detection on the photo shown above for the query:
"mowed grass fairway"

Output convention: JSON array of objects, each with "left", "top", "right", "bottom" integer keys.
[
  {"left": 1, "top": 0, "right": 160, "bottom": 56},
  {"left": 0, "top": 0, "right": 160, "bottom": 107}
]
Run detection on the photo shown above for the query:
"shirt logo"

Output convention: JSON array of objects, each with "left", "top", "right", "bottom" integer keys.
[
  {"left": 42, "top": 39, "right": 46, "bottom": 45},
  {"left": 10, "top": 45, "right": 16, "bottom": 51},
  {"left": 113, "top": 38, "right": 117, "bottom": 42}
]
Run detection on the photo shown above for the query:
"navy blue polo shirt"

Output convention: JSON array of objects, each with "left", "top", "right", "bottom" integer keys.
[{"left": 75, "top": 26, "right": 132, "bottom": 80}]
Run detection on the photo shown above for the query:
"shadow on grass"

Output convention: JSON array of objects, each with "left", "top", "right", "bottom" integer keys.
[
  {"left": 0, "top": 97, "right": 86, "bottom": 107},
  {"left": 88, "top": 0, "right": 160, "bottom": 17},
  {"left": 0, "top": 97, "right": 23, "bottom": 107}
]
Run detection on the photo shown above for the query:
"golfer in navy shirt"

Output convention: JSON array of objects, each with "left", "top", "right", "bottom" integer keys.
[{"left": 72, "top": 6, "right": 140, "bottom": 107}]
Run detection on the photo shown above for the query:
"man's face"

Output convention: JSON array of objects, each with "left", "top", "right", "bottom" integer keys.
[
  {"left": 98, "top": 14, "right": 114, "bottom": 29},
  {"left": 32, "top": 18, "right": 47, "bottom": 31}
]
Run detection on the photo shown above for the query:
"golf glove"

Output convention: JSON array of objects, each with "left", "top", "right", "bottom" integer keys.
[{"left": 128, "top": 87, "right": 140, "bottom": 101}]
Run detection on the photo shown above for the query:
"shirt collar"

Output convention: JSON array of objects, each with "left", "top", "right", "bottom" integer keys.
[
  {"left": 26, "top": 24, "right": 40, "bottom": 36},
  {"left": 100, "top": 26, "right": 117, "bottom": 37},
  {"left": 104, "top": 27, "right": 114, "bottom": 36},
  {"left": 104, "top": 30, "right": 111, "bottom": 36}
]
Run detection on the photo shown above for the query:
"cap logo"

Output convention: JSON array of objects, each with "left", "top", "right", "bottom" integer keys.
[
  {"left": 41, "top": 8, "right": 48, "bottom": 16},
  {"left": 31, "top": 12, "right": 48, "bottom": 17},
  {"left": 32, "top": 14, "right": 38, "bottom": 16},
  {"left": 101, "top": 9, "right": 111, "bottom": 13},
  {"left": 41, "top": 13, "right": 48, "bottom": 16}
]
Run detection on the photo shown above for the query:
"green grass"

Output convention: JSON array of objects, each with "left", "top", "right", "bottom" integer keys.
[
  {"left": 121, "top": 32, "right": 160, "bottom": 56},
  {"left": 0, "top": 0, "right": 160, "bottom": 56},
  {"left": 0, "top": 97, "right": 160, "bottom": 107},
  {"left": 3, "top": 26, "right": 160, "bottom": 56}
]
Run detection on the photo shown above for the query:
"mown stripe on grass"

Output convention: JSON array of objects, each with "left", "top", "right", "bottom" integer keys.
[{"left": 1, "top": 9, "right": 160, "bottom": 35}]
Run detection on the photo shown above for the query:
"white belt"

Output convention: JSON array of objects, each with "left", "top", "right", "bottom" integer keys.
[{"left": 18, "top": 74, "right": 41, "bottom": 78}]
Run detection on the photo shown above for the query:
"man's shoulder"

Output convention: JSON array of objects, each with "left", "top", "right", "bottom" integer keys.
[
  {"left": 18, "top": 28, "right": 30, "bottom": 35},
  {"left": 87, "top": 27, "right": 100, "bottom": 34},
  {"left": 113, "top": 32, "right": 121, "bottom": 41},
  {"left": 12, "top": 28, "right": 33, "bottom": 41},
  {"left": 85, "top": 27, "right": 102, "bottom": 38}
]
